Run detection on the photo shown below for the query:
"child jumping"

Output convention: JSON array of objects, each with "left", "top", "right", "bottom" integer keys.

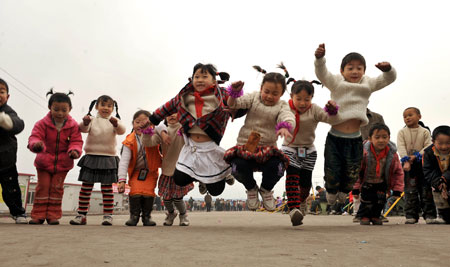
[
  {"left": 142, "top": 113, "right": 194, "bottom": 226},
  {"left": 278, "top": 64, "right": 338, "bottom": 225},
  {"left": 397, "top": 107, "right": 437, "bottom": 224},
  {"left": 117, "top": 110, "right": 161, "bottom": 226},
  {"left": 70, "top": 95, "right": 126, "bottom": 226},
  {"left": 28, "top": 90, "right": 83, "bottom": 225},
  {"left": 423, "top": 126, "right": 450, "bottom": 224},
  {"left": 314, "top": 43, "right": 397, "bottom": 209},
  {"left": 0, "top": 78, "right": 27, "bottom": 224},
  {"left": 224, "top": 65, "right": 295, "bottom": 211},
  {"left": 149, "top": 63, "right": 236, "bottom": 197}
]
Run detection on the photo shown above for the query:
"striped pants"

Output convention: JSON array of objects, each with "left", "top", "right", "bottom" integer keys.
[
  {"left": 31, "top": 170, "right": 68, "bottom": 220},
  {"left": 77, "top": 183, "right": 114, "bottom": 215}
]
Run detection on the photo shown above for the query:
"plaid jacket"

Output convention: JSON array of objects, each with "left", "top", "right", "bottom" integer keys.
[{"left": 150, "top": 82, "right": 232, "bottom": 145}]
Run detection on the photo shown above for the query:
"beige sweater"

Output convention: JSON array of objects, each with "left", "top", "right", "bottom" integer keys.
[
  {"left": 282, "top": 103, "right": 331, "bottom": 148},
  {"left": 397, "top": 126, "right": 432, "bottom": 158},
  {"left": 79, "top": 115, "right": 126, "bottom": 156},
  {"left": 229, "top": 91, "right": 295, "bottom": 146},
  {"left": 141, "top": 123, "right": 184, "bottom": 176},
  {"left": 315, "top": 57, "right": 396, "bottom": 126},
  {"left": 183, "top": 93, "right": 218, "bottom": 136}
]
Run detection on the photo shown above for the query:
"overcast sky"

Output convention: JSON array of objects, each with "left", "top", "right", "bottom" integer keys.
[{"left": 1, "top": 0, "right": 449, "bottom": 199}]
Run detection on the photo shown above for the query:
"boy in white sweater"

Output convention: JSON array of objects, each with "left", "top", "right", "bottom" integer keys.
[{"left": 314, "top": 43, "right": 397, "bottom": 209}]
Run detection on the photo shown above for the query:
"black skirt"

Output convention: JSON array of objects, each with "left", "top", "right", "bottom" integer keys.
[{"left": 77, "top": 155, "right": 120, "bottom": 184}]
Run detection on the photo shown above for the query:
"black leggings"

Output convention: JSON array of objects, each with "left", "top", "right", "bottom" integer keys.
[
  {"left": 230, "top": 157, "right": 284, "bottom": 191},
  {"left": 173, "top": 169, "right": 225, "bottom": 196}
]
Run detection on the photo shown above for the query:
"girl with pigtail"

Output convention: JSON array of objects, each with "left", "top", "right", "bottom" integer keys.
[
  {"left": 277, "top": 63, "right": 338, "bottom": 226},
  {"left": 70, "top": 95, "right": 126, "bottom": 226},
  {"left": 149, "top": 63, "right": 242, "bottom": 198},
  {"left": 223, "top": 64, "right": 295, "bottom": 212},
  {"left": 28, "top": 89, "right": 83, "bottom": 224}
]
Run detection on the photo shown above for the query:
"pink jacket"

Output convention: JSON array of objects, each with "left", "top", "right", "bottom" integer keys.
[
  {"left": 353, "top": 141, "right": 404, "bottom": 193},
  {"left": 28, "top": 112, "right": 83, "bottom": 173}
]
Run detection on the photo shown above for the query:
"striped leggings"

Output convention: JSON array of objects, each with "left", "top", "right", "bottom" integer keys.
[
  {"left": 285, "top": 166, "right": 313, "bottom": 210},
  {"left": 77, "top": 183, "right": 114, "bottom": 215}
]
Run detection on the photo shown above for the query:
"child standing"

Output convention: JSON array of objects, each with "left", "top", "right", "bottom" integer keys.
[
  {"left": 149, "top": 63, "right": 235, "bottom": 197},
  {"left": 70, "top": 95, "right": 126, "bottom": 226},
  {"left": 0, "top": 78, "right": 27, "bottom": 224},
  {"left": 280, "top": 69, "right": 338, "bottom": 225},
  {"left": 314, "top": 43, "right": 397, "bottom": 208},
  {"left": 353, "top": 123, "right": 404, "bottom": 225},
  {"left": 423, "top": 126, "right": 450, "bottom": 223},
  {"left": 397, "top": 107, "right": 437, "bottom": 224},
  {"left": 117, "top": 110, "right": 161, "bottom": 226},
  {"left": 142, "top": 113, "right": 194, "bottom": 226},
  {"left": 224, "top": 65, "right": 295, "bottom": 211},
  {"left": 28, "top": 90, "right": 83, "bottom": 224}
]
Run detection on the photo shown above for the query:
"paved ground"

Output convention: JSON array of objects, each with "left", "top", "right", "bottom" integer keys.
[{"left": 0, "top": 212, "right": 449, "bottom": 267}]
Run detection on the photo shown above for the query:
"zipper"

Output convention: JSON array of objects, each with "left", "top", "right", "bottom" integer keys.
[{"left": 54, "top": 130, "right": 60, "bottom": 173}]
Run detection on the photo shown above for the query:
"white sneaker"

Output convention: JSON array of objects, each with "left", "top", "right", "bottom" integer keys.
[
  {"left": 198, "top": 183, "right": 207, "bottom": 195},
  {"left": 259, "top": 187, "right": 276, "bottom": 211},
  {"left": 326, "top": 192, "right": 337, "bottom": 206},
  {"left": 70, "top": 214, "right": 87, "bottom": 225},
  {"left": 164, "top": 211, "right": 178, "bottom": 226},
  {"left": 425, "top": 218, "right": 438, "bottom": 224},
  {"left": 246, "top": 186, "right": 260, "bottom": 211},
  {"left": 179, "top": 213, "right": 190, "bottom": 226},
  {"left": 102, "top": 215, "right": 113, "bottom": 226},
  {"left": 289, "top": 209, "right": 304, "bottom": 226},
  {"left": 13, "top": 215, "right": 28, "bottom": 224},
  {"left": 435, "top": 217, "right": 446, "bottom": 224},
  {"left": 225, "top": 175, "right": 235, "bottom": 186}
]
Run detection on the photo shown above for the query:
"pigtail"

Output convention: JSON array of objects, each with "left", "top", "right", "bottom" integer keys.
[
  {"left": 310, "top": 80, "right": 322, "bottom": 86},
  {"left": 253, "top": 65, "right": 267, "bottom": 74},
  {"left": 87, "top": 100, "right": 97, "bottom": 116},
  {"left": 277, "top": 62, "right": 289, "bottom": 78},
  {"left": 287, "top": 78, "right": 297, "bottom": 85},
  {"left": 217, "top": 72, "right": 230, "bottom": 83},
  {"left": 114, "top": 101, "right": 121, "bottom": 119},
  {"left": 67, "top": 90, "right": 74, "bottom": 96},
  {"left": 46, "top": 88, "right": 54, "bottom": 97}
]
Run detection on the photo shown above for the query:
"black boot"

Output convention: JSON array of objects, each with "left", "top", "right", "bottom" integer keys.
[
  {"left": 125, "top": 195, "right": 142, "bottom": 226},
  {"left": 141, "top": 196, "right": 156, "bottom": 226}
]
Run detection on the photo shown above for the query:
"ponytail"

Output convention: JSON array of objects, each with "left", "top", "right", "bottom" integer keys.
[
  {"left": 87, "top": 99, "right": 97, "bottom": 116},
  {"left": 253, "top": 65, "right": 267, "bottom": 74},
  {"left": 114, "top": 100, "right": 121, "bottom": 119},
  {"left": 277, "top": 62, "right": 289, "bottom": 78}
]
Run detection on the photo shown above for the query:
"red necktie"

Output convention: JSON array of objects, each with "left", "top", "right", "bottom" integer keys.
[
  {"left": 288, "top": 99, "right": 311, "bottom": 145},
  {"left": 193, "top": 85, "right": 215, "bottom": 118},
  {"left": 370, "top": 143, "right": 390, "bottom": 177}
]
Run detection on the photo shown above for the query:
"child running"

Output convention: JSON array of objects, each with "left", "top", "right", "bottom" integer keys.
[
  {"left": 314, "top": 43, "right": 397, "bottom": 209},
  {"left": 353, "top": 123, "right": 404, "bottom": 225},
  {"left": 423, "top": 126, "right": 450, "bottom": 224},
  {"left": 142, "top": 113, "right": 194, "bottom": 226},
  {"left": 224, "top": 65, "right": 295, "bottom": 211},
  {"left": 0, "top": 78, "right": 27, "bottom": 224},
  {"left": 70, "top": 95, "right": 126, "bottom": 226},
  {"left": 117, "top": 110, "right": 161, "bottom": 226},
  {"left": 149, "top": 63, "right": 236, "bottom": 197},
  {"left": 28, "top": 90, "right": 83, "bottom": 225},
  {"left": 279, "top": 64, "right": 338, "bottom": 226},
  {"left": 397, "top": 107, "right": 437, "bottom": 224}
]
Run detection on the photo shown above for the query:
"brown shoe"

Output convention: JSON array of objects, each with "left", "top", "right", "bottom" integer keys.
[
  {"left": 371, "top": 217, "right": 383, "bottom": 225},
  {"left": 47, "top": 219, "right": 60, "bottom": 225},
  {"left": 360, "top": 217, "right": 371, "bottom": 225},
  {"left": 29, "top": 219, "right": 45, "bottom": 225}
]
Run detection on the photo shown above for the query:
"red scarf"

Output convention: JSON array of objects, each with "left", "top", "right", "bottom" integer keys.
[
  {"left": 288, "top": 99, "right": 311, "bottom": 145},
  {"left": 192, "top": 85, "right": 216, "bottom": 118},
  {"left": 370, "top": 143, "right": 390, "bottom": 177}
]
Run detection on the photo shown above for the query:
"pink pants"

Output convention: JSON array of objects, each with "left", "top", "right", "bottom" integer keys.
[{"left": 31, "top": 169, "right": 68, "bottom": 220}]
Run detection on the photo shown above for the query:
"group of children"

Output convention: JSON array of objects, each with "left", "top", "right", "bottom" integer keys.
[{"left": 1, "top": 43, "right": 449, "bottom": 228}]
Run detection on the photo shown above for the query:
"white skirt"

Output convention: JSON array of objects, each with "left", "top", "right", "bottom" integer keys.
[{"left": 176, "top": 135, "right": 231, "bottom": 184}]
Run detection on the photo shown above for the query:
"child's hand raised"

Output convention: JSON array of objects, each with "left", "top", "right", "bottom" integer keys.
[
  {"left": 325, "top": 100, "right": 338, "bottom": 116},
  {"left": 375, "top": 62, "right": 392, "bottom": 72},
  {"left": 69, "top": 150, "right": 80, "bottom": 159},
  {"left": 82, "top": 115, "right": 91, "bottom": 126},
  {"left": 109, "top": 117, "right": 118, "bottom": 127},
  {"left": 315, "top": 43, "right": 326, "bottom": 59},
  {"left": 277, "top": 128, "right": 293, "bottom": 140},
  {"left": 32, "top": 141, "right": 44, "bottom": 153},
  {"left": 231, "top": 81, "right": 244, "bottom": 92}
]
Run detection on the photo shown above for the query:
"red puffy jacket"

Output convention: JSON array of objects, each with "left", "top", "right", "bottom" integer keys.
[{"left": 28, "top": 112, "right": 83, "bottom": 173}]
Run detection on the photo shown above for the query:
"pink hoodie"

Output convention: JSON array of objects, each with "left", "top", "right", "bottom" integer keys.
[{"left": 28, "top": 112, "right": 83, "bottom": 173}]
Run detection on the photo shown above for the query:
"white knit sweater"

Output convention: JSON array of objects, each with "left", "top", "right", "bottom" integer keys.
[
  {"left": 397, "top": 126, "right": 432, "bottom": 158},
  {"left": 315, "top": 57, "right": 396, "bottom": 126},
  {"left": 229, "top": 91, "right": 295, "bottom": 146},
  {"left": 79, "top": 115, "right": 126, "bottom": 156}
]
